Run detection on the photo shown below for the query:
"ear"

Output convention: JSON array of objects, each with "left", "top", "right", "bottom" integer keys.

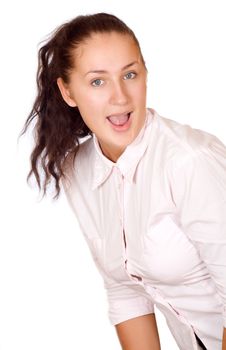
[{"left": 57, "top": 77, "right": 77, "bottom": 107}]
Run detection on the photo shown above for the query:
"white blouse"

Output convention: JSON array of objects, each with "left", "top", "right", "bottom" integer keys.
[{"left": 63, "top": 108, "right": 226, "bottom": 349}]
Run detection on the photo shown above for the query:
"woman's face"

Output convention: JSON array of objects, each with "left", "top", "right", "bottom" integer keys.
[{"left": 58, "top": 32, "right": 147, "bottom": 162}]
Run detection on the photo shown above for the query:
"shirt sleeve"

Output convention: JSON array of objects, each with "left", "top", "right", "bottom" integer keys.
[
  {"left": 89, "top": 245, "right": 155, "bottom": 326},
  {"left": 170, "top": 137, "right": 226, "bottom": 326}
]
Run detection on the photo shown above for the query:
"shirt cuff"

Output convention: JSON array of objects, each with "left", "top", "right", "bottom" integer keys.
[{"left": 108, "top": 296, "right": 155, "bottom": 325}]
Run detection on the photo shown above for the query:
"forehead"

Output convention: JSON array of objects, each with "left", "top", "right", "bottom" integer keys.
[{"left": 73, "top": 32, "right": 141, "bottom": 71}]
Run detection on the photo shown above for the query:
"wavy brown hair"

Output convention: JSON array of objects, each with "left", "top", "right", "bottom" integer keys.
[{"left": 21, "top": 12, "right": 145, "bottom": 198}]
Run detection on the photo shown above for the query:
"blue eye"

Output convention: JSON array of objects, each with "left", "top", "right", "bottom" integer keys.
[
  {"left": 91, "top": 79, "right": 104, "bottom": 87},
  {"left": 124, "top": 72, "right": 136, "bottom": 80}
]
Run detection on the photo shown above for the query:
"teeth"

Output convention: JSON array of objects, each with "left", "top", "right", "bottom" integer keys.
[{"left": 108, "top": 113, "right": 130, "bottom": 126}]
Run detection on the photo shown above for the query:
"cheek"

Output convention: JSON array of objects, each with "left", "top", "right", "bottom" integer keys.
[
  {"left": 130, "top": 79, "right": 147, "bottom": 99},
  {"left": 138, "top": 80, "right": 147, "bottom": 97},
  {"left": 75, "top": 98, "right": 106, "bottom": 130},
  {"left": 79, "top": 89, "right": 109, "bottom": 110},
  {"left": 74, "top": 91, "right": 103, "bottom": 119}
]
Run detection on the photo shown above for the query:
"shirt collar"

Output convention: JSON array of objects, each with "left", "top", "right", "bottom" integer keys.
[{"left": 92, "top": 108, "right": 153, "bottom": 190}]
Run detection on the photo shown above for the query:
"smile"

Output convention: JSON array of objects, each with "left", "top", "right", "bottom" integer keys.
[{"left": 106, "top": 112, "right": 132, "bottom": 131}]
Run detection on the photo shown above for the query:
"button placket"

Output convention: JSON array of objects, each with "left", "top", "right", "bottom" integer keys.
[{"left": 118, "top": 168, "right": 143, "bottom": 285}]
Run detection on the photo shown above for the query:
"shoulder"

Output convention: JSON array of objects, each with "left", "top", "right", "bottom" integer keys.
[
  {"left": 157, "top": 111, "right": 218, "bottom": 150},
  {"left": 150, "top": 109, "right": 225, "bottom": 167},
  {"left": 76, "top": 135, "right": 94, "bottom": 163},
  {"left": 62, "top": 135, "right": 94, "bottom": 186}
]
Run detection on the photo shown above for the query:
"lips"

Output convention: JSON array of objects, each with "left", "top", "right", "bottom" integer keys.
[{"left": 107, "top": 112, "right": 131, "bottom": 126}]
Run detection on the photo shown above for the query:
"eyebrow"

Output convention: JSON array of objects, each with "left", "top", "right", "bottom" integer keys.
[{"left": 84, "top": 61, "right": 139, "bottom": 76}]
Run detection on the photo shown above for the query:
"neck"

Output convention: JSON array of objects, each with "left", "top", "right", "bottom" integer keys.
[{"left": 99, "top": 143, "right": 125, "bottom": 163}]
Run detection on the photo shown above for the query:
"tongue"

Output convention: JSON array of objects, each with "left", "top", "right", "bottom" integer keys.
[{"left": 108, "top": 113, "right": 129, "bottom": 126}]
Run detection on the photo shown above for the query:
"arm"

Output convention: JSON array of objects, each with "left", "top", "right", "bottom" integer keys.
[
  {"left": 116, "top": 313, "right": 161, "bottom": 350},
  {"left": 170, "top": 140, "right": 226, "bottom": 346},
  {"left": 223, "top": 328, "right": 226, "bottom": 350}
]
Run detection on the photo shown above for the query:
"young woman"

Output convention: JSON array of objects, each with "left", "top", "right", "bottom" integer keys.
[{"left": 22, "top": 12, "right": 226, "bottom": 350}]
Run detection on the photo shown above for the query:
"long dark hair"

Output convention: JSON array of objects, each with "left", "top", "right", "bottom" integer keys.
[{"left": 21, "top": 12, "right": 144, "bottom": 198}]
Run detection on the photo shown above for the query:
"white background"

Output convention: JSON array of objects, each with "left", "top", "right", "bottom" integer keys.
[{"left": 0, "top": 0, "right": 226, "bottom": 349}]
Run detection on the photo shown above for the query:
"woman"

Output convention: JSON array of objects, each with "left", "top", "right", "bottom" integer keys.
[{"left": 22, "top": 13, "right": 226, "bottom": 350}]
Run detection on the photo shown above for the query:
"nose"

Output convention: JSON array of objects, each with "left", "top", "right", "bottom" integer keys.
[{"left": 109, "top": 80, "right": 129, "bottom": 106}]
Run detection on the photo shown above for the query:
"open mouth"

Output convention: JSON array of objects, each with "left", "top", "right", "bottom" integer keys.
[{"left": 107, "top": 112, "right": 131, "bottom": 127}]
